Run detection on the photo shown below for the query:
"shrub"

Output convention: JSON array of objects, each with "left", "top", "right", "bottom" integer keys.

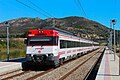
[{"left": 0, "top": 44, "right": 3, "bottom": 48}]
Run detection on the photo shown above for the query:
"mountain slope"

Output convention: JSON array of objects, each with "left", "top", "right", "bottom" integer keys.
[{"left": 0, "top": 16, "right": 109, "bottom": 40}]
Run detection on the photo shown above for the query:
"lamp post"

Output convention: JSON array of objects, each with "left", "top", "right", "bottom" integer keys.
[
  {"left": 119, "top": 27, "right": 120, "bottom": 75},
  {"left": 112, "top": 19, "right": 116, "bottom": 61},
  {"left": 5, "top": 22, "right": 10, "bottom": 61},
  {"left": 110, "top": 20, "right": 112, "bottom": 54}
]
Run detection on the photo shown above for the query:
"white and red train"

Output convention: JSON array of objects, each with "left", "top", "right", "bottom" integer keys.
[{"left": 24, "top": 27, "right": 99, "bottom": 67}]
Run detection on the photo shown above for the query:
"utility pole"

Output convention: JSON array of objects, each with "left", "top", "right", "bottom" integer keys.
[
  {"left": 116, "top": 30, "right": 118, "bottom": 47},
  {"left": 112, "top": 19, "right": 116, "bottom": 61},
  {"left": 5, "top": 22, "right": 10, "bottom": 61},
  {"left": 119, "top": 26, "right": 120, "bottom": 75},
  {"left": 110, "top": 20, "right": 112, "bottom": 54},
  {"left": 52, "top": 19, "right": 55, "bottom": 27}
]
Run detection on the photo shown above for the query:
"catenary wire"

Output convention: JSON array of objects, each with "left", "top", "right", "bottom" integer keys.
[
  {"left": 27, "top": 0, "right": 55, "bottom": 18},
  {"left": 74, "top": 0, "right": 87, "bottom": 18},
  {"left": 16, "top": 0, "right": 50, "bottom": 18}
]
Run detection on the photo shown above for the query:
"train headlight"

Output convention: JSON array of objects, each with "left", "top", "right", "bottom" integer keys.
[
  {"left": 26, "top": 54, "right": 31, "bottom": 57},
  {"left": 26, "top": 54, "right": 32, "bottom": 60}
]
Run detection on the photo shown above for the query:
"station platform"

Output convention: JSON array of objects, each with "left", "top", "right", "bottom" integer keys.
[
  {"left": 0, "top": 62, "right": 22, "bottom": 75},
  {"left": 96, "top": 47, "right": 120, "bottom": 80}
]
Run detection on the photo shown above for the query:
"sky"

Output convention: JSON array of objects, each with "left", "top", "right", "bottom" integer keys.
[{"left": 0, "top": 0, "right": 120, "bottom": 30}]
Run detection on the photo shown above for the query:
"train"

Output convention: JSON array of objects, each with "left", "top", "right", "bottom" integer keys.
[{"left": 23, "top": 27, "right": 99, "bottom": 68}]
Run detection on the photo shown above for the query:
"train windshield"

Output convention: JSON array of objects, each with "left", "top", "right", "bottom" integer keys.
[{"left": 28, "top": 36, "right": 58, "bottom": 45}]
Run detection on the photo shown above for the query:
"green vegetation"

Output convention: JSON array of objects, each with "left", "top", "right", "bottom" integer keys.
[{"left": 0, "top": 39, "right": 26, "bottom": 61}]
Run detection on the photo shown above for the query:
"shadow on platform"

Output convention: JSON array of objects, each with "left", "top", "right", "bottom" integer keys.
[{"left": 4, "top": 58, "right": 26, "bottom": 62}]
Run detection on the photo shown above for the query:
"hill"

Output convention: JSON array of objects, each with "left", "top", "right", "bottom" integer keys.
[{"left": 0, "top": 16, "right": 109, "bottom": 40}]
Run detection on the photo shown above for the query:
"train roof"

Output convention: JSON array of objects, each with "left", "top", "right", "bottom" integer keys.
[
  {"left": 43, "top": 27, "right": 73, "bottom": 35},
  {"left": 28, "top": 27, "right": 99, "bottom": 44},
  {"left": 43, "top": 27, "right": 99, "bottom": 44}
]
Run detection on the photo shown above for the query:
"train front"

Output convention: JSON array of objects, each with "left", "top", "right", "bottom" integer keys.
[{"left": 24, "top": 29, "right": 59, "bottom": 67}]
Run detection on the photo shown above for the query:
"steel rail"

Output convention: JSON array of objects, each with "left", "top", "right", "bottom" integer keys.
[
  {"left": 2, "top": 70, "right": 31, "bottom": 80},
  {"left": 59, "top": 47, "right": 104, "bottom": 80}
]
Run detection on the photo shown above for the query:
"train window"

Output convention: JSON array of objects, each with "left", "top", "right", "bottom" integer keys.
[
  {"left": 75, "top": 42, "right": 78, "bottom": 47},
  {"left": 28, "top": 36, "right": 57, "bottom": 45},
  {"left": 70, "top": 41, "right": 73, "bottom": 47},
  {"left": 60, "top": 40, "right": 67, "bottom": 49},
  {"left": 67, "top": 41, "right": 70, "bottom": 48},
  {"left": 60, "top": 40, "right": 93, "bottom": 49}
]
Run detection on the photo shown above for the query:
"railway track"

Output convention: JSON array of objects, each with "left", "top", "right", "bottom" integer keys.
[
  {"left": 0, "top": 68, "right": 51, "bottom": 80},
  {"left": 0, "top": 69, "right": 21, "bottom": 77},
  {"left": 0, "top": 46, "right": 105, "bottom": 80},
  {"left": 26, "top": 68, "right": 54, "bottom": 80},
  {"left": 58, "top": 50, "right": 99, "bottom": 80},
  {"left": 0, "top": 69, "right": 23, "bottom": 79},
  {"left": 60, "top": 47, "right": 105, "bottom": 80},
  {"left": 1, "top": 70, "right": 31, "bottom": 80},
  {"left": 34, "top": 47, "right": 104, "bottom": 80}
]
